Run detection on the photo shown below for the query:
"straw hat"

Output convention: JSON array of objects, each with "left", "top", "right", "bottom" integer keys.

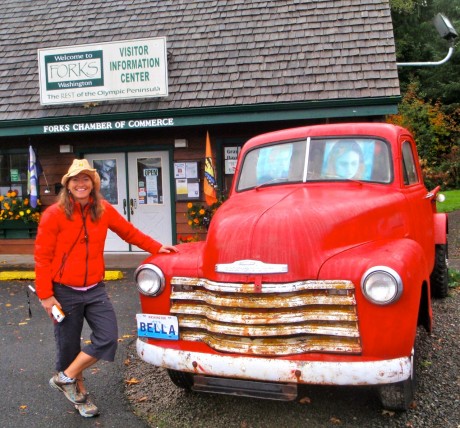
[{"left": 61, "top": 159, "right": 101, "bottom": 191}]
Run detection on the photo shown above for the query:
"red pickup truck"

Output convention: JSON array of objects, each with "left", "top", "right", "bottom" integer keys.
[{"left": 135, "top": 123, "right": 448, "bottom": 410}]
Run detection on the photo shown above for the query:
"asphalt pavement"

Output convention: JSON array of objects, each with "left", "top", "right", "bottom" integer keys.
[
  {"left": 0, "top": 255, "right": 151, "bottom": 428},
  {"left": 1, "top": 241, "right": 458, "bottom": 428}
]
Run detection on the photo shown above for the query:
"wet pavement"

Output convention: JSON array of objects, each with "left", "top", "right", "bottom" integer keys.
[
  {"left": 0, "top": 259, "right": 150, "bottom": 428},
  {"left": 0, "top": 207, "right": 457, "bottom": 428}
]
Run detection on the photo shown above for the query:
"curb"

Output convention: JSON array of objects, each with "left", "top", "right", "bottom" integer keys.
[{"left": 0, "top": 270, "right": 124, "bottom": 281}]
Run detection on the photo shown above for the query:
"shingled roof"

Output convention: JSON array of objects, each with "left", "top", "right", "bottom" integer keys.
[{"left": 0, "top": 0, "right": 400, "bottom": 123}]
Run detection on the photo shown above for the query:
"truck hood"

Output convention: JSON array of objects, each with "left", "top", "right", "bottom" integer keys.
[{"left": 202, "top": 183, "right": 407, "bottom": 281}]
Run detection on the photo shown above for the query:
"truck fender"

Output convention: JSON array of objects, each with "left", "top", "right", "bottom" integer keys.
[
  {"left": 318, "top": 239, "right": 431, "bottom": 356},
  {"left": 433, "top": 212, "right": 447, "bottom": 245}
]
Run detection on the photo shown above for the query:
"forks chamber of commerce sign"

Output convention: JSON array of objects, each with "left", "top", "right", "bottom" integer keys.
[{"left": 38, "top": 37, "right": 168, "bottom": 105}]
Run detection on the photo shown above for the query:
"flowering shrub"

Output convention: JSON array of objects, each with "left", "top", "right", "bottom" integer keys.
[
  {"left": 186, "top": 200, "right": 222, "bottom": 230},
  {"left": 0, "top": 190, "right": 41, "bottom": 224},
  {"left": 177, "top": 234, "right": 199, "bottom": 244},
  {"left": 421, "top": 146, "right": 460, "bottom": 190}
]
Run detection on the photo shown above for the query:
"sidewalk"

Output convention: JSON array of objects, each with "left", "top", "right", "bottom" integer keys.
[{"left": 0, "top": 253, "right": 150, "bottom": 280}]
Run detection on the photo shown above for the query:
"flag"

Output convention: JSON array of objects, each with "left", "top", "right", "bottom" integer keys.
[
  {"left": 28, "top": 146, "right": 41, "bottom": 208},
  {"left": 204, "top": 131, "right": 217, "bottom": 206}
]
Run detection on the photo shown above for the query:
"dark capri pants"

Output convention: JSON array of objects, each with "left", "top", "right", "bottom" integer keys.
[{"left": 52, "top": 282, "right": 118, "bottom": 372}]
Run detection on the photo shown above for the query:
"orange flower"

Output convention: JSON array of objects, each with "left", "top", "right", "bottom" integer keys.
[{"left": 0, "top": 192, "right": 41, "bottom": 224}]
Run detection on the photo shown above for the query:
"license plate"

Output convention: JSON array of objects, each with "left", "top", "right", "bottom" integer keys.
[{"left": 136, "top": 313, "right": 179, "bottom": 340}]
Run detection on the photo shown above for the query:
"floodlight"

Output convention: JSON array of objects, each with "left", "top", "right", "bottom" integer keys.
[
  {"left": 433, "top": 13, "right": 458, "bottom": 41},
  {"left": 397, "top": 13, "right": 458, "bottom": 66}
]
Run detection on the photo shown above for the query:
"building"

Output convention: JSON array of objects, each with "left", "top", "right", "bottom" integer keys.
[{"left": 0, "top": 0, "right": 400, "bottom": 254}]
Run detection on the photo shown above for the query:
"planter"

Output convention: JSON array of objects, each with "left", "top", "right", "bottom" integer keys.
[{"left": 0, "top": 221, "right": 38, "bottom": 239}]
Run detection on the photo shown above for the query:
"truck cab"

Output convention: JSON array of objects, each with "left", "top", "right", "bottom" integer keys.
[{"left": 135, "top": 123, "right": 448, "bottom": 410}]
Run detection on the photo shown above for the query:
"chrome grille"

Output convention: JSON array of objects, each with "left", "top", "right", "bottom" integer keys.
[{"left": 170, "top": 277, "right": 361, "bottom": 356}]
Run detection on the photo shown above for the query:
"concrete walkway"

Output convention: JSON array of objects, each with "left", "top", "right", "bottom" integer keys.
[{"left": 0, "top": 253, "right": 150, "bottom": 280}]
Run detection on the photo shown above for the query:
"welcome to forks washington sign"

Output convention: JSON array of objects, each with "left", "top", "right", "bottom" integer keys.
[{"left": 38, "top": 37, "right": 168, "bottom": 105}]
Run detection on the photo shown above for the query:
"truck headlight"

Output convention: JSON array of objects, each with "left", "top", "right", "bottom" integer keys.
[
  {"left": 134, "top": 264, "right": 165, "bottom": 296},
  {"left": 361, "top": 266, "right": 403, "bottom": 305}
]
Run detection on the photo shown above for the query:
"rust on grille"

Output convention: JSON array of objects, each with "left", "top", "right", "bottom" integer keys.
[{"left": 170, "top": 277, "right": 361, "bottom": 356}]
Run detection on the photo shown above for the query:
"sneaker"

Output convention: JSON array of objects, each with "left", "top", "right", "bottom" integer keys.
[
  {"left": 75, "top": 394, "right": 99, "bottom": 418},
  {"left": 49, "top": 373, "right": 87, "bottom": 404}
]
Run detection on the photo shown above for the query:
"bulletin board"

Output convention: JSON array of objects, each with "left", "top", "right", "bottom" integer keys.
[{"left": 174, "top": 161, "right": 201, "bottom": 201}]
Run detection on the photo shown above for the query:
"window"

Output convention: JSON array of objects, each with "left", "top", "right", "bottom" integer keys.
[
  {"left": 401, "top": 141, "right": 419, "bottom": 185},
  {"left": 220, "top": 143, "right": 243, "bottom": 195},
  {"left": 93, "top": 158, "right": 119, "bottom": 204},
  {"left": 0, "top": 152, "right": 28, "bottom": 197},
  {"left": 136, "top": 157, "right": 163, "bottom": 204},
  {"left": 236, "top": 137, "right": 392, "bottom": 191}
]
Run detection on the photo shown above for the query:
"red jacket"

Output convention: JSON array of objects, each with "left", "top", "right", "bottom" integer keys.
[{"left": 34, "top": 200, "right": 162, "bottom": 299}]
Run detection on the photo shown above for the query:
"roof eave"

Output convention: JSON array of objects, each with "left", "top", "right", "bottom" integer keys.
[{"left": 0, "top": 97, "right": 401, "bottom": 137}]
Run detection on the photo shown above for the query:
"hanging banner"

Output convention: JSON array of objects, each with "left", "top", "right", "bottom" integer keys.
[{"left": 38, "top": 37, "right": 168, "bottom": 105}]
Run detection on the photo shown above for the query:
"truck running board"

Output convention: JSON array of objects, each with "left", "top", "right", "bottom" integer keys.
[{"left": 192, "top": 375, "right": 298, "bottom": 401}]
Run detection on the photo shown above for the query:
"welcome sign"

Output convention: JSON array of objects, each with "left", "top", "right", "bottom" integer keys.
[{"left": 38, "top": 37, "right": 168, "bottom": 105}]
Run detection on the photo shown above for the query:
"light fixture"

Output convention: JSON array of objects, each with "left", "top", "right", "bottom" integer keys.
[
  {"left": 39, "top": 166, "right": 51, "bottom": 194},
  {"left": 174, "top": 139, "right": 188, "bottom": 148},
  {"left": 397, "top": 13, "right": 458, "bottom": 67},
  {"left": 433, "top": 13, "right": 458, "bottom": 41},
  {"left": 59, "top": 144, "right": 73, "bottom": 153}
]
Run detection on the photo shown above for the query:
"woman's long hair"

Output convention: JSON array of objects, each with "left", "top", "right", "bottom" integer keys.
[{"left": 57, "top": 181, "right": 105, "bottom": 221}]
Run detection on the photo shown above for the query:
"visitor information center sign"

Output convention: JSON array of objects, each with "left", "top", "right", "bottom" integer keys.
[{"left": 38, "top": 37, "right": 168, "bottom": 105}]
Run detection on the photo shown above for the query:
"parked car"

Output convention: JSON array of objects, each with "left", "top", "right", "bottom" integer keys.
[{"left": 135, "top": 123, "right": 448, "bottom": 410}]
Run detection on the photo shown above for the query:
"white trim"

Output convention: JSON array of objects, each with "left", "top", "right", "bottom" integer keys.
[
  {"left": 215, "top": 259, "right": 288, "bottom": 274},
  {"left": 137, "top": 339, "right": 411, "bottom": 385}
]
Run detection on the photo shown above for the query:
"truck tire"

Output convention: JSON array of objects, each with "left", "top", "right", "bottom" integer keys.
[
  {"left": 430, "top": 244, "right": 449, "bottom": 299},
  {"left": 167, "top": 369, "right": 194, "bottom": 390},
  {"left": 377, "top": 343, "right": 417, "bottom": 411}
]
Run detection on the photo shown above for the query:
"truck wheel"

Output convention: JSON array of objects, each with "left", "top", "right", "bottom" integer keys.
[
  {"left": 377, "top": 344, "right": 417, "bottom": 411},
  {"left": 430, "top": 244, "right": 449, "bottom": 299},
  {"left": 167, "top": 369, "right": 194, "bottom": 390}
]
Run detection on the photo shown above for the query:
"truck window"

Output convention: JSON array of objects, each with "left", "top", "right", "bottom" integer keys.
[
  {"left": 236, "top": 137, "right": 392, "bottom": 191},
  {"left": 401, "top": 140, "right": 419, "bottom": 185}
]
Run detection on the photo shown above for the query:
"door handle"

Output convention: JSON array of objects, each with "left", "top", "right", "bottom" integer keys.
[
  {"left": 130, "top": 198, "right": 134, "bottom": 215},
  {"left": 123, "top": 199, "right": 127, "bottom": 215}
]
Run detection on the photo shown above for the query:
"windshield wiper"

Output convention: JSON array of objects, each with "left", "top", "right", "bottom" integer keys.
[{"left": 255, "top": 177, "right": 289, "bottom": 190}]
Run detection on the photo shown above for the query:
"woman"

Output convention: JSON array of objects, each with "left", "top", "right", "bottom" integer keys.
[
  {"left": 34, "top": 159, "right": 177, "bottom": 418},
  {"left": 325, "top": 140, "right": 365, "bottom": 179}
]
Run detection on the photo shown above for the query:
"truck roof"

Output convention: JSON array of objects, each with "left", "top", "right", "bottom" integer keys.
[{"left": 243, "top": 123, "right": 412, "bottom": 152}]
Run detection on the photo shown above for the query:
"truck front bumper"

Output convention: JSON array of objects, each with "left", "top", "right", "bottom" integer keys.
[{"left": 137, "top": 339, "right": 412, "bottom": 385}]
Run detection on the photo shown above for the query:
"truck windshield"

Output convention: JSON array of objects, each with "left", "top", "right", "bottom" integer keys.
[{"left": 237, "top": 137, "right": 392, "bottom": 191}]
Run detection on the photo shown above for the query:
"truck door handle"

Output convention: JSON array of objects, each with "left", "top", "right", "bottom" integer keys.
[
  {"left": 123, "top": 199, "right": 127, "bottom": 215},
  {"left": 130, "top": 198, "right": 134, "bottom": 215}
]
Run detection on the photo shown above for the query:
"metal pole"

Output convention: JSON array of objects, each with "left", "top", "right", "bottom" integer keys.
[{"left": 397, "top": 46, "right": 454, "bottom": 67}]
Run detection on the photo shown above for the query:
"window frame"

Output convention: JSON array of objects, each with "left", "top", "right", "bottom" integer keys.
[{"left": 0, "top": 149, "right": 29, "bottom": 197}]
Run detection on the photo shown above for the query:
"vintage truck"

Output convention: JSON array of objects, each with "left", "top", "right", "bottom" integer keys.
[{"left": 135, "top": 123, "right": 448, "bottom": 410}]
